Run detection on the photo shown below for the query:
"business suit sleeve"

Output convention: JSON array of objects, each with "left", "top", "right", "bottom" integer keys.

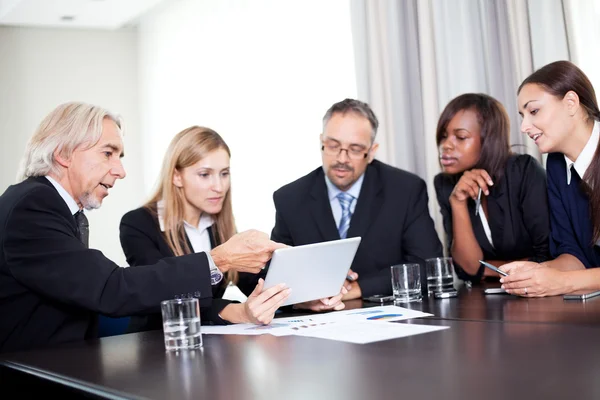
[
  {"left": 235, "top": 272, "right": 262, "bottom": 297},
  {"left": 4, "top": 186, "right": 213, "bottom": 317},
  {"left": 119, "top": 209, "right": 235, "bottom": 325},
  {"left": 270, "top": 191, "right": 294, "bottom": 246},
  {"left": 433, "top": 174, "right": 483, "bottom": 282},
  {"left": 547, "top": 161, "right": 591, "bottom": 267},
  {"left": 519, "top": 157, "right": 551, "bottom": 262},
  {"left": 400, "top": 179, "right": 444, "bottom": 262},
  {"left": 358, "top": 179, "right": 443, "bottom": 296},
  {"left": 119, "top": 210, "right": 169, "bottom": 266}
]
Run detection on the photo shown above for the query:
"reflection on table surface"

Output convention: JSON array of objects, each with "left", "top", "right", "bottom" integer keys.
[{"left": 3, "top": 285, "right": 600, "bottom": 400}]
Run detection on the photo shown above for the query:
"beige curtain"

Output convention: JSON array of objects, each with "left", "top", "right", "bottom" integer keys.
[{"left": 349, "top": 0, "right": 570, "bottom": 253}]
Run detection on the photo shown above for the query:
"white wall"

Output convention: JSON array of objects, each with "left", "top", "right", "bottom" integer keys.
[
  {"left": 138, "top": 0, "right": 357, "bottom": 235},
  {"left": 0, "top": 26, "right": 141, "bottom": 266}
]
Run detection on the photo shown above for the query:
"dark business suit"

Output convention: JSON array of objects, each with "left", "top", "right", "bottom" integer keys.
[
  {"left": 434, "top": 154, "right": 551, "bottom": 282},
  {"left": 119, "top": 207, "right": 260, "bottom": 331},
  {"left": 271, "top": 159, "right": 443, "bottom": 297},
  {"left": 0, "top": 176, "right": 213, "bottom": 353},
  {"left": 546, "top": 152, "right": 600, "bottom": 268}
]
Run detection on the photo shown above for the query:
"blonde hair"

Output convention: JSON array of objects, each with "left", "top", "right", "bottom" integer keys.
[
  {"left": 17, "top": 102, "right": 123, "bottom": 182},
  {"left": 146, "top": 126, "right": 238, "bottom": 284}
]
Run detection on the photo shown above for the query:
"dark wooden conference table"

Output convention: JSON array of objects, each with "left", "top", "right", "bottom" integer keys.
[{"left": 3, "top": 283, "right": 600, "bottom": 400}]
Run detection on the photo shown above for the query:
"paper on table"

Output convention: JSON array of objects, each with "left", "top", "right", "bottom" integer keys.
[
  {"left": 202, "top": 322, "right": 296, "bottom": 336},
  {"left": 319, "top": 305, "right": 432, "bottom": 323},
  {"left": 201, "top": 305, "right": 432, "bottom": 336},
  {"left": 294, "top": 321, "right": 449, "bottom": 344}
]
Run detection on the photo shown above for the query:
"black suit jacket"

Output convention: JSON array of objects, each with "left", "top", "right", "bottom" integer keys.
[
  {"left": 271, "top": 160, "right": 443, "bottom": 296},
  {"left": 119, "top": 207, "right": 260, "bottom": 331},
  {"left": 0, "top": 177, "right": 213, "bottom": 353},
  {"left": 434, "top": 154, "right": 551, "bottom": 282}
]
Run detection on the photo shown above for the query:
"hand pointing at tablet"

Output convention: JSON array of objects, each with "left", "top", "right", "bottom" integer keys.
[{"left": 210, "top": 230, "right": 288, "bottom": 274}]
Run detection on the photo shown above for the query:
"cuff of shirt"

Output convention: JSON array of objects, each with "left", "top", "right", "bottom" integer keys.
[
  {"left": 206, "top": 252, "right": 217, "bottom": 270},
  {"left": 206, "top": 252, "right": 224, "bottom": 286}
]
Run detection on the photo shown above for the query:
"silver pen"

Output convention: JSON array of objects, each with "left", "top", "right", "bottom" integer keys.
[{"left": 474, "top": 187, "right": 482, "bottom": 216}]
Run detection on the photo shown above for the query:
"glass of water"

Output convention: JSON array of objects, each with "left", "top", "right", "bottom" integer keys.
[
  {"left": 161, "top": 297, "right": 202, "bottom": 351},
  {"left": 426, "top": 257, "right": 455, "bottom": 294},
  {"left": 390, "top": 263, "right": 422, "bottom": 303}
]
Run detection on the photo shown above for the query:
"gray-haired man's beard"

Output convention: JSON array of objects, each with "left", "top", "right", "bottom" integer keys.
[{"left": 80, "top": 192, "right": 101, "bottom": 210}]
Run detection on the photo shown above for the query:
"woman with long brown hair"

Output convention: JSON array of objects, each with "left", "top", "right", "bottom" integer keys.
[
  {"left": 120, "top": 126, "right": 290, "bottom": 330},
  {"left": 501, "top": 60, "right": 600, "bottom": 296},
  {"left": 434, "top": 93, "right": 550, "bottom": 284}
]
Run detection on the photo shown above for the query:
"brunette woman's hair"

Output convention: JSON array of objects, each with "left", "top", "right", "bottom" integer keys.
[
  {"left": 436, "top": 93, "right": 511, "bottom": 182},
  {"left": 519, "top": 61, "right": 600, "bottom": 242}
]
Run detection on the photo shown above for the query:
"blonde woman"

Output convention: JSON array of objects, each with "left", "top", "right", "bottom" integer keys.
[{"left": 120, "top": 126, "right": 290, "bottom": 330}]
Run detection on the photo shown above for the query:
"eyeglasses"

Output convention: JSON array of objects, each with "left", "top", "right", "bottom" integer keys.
[{"left": 321, "top": 141, "right": 370, "bottom": 160}]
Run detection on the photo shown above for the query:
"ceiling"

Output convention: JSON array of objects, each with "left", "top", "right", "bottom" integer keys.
[{"left": 0, "top": 0, "right": 168, "bottom": 30}]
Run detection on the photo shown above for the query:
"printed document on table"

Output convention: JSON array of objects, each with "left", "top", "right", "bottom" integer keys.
[
  {"left": 202, "top": 322, "right": 295, "bottom": 336},
  {"left": 315, "top": 305, "right": 432, "bottom": 323},
  {"left": 201, "top": 315, "right": 333, "bottom": 336},
  {"left": 201, "top": 305, "right": 432, "bottom": 336},
  {"left": 294, "top": 321, "right": 449, "bottom": 344}
]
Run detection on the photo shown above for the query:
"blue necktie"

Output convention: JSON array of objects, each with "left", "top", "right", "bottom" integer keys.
[{"left": 337, "top": 192, "right": 355, "bottom": 239}]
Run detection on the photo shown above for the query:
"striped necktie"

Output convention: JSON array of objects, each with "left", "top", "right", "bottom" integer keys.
[{"left": 337, "top": 192, "right": 355, "bottom": 239}]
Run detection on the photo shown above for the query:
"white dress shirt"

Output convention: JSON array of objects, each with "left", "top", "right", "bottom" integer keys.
[
  {"left": 477, "top": 204, "right": 495, "bottom": 249},
  {"left": 564, "top": 120, "right": 600, "bottom": 247},
  {"left": 156, "top": 200, "right": 214, "bottom": 253},
  {"left": 565, "top": 120, "right": 600, "bottom": 185},
  {"left": 45, "top": 176, "right": 81, "bottom": 216},
  {"left": 184, "top": 216, "right": 215, "bottom": 254},
  {"left": 156, "top": 200, "right": 221, "bottom": 283},
  {"left": 324, "top": 171, "right": 364, "bottom": 228}
]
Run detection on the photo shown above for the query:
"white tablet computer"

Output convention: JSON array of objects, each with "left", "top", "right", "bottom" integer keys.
[{"left": 262, "top": 237, "right": 361, "bottom": 307}]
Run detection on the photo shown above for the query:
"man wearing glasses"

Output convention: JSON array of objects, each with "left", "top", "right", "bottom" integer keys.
[{"left": 270, "top": 98, "right": 442, "bottom": 301}]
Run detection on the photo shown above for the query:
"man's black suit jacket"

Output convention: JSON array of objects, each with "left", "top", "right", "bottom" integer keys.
[
  {"left": 271, "top": 160, "right": 443, "bottom": 296},
  {"left": 119, "top": 206, "right": 260, "bottom": 331},
  {"left": 0, "top": 176, "right": 212, "bottom": 353}
]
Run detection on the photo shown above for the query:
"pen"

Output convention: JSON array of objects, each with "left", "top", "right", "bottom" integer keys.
[
  {"left": 479, "top": 260, "right": 508, "bottom": 276},
  {"left": 475, "top": 187, "right": 482, "bottom": 216}
]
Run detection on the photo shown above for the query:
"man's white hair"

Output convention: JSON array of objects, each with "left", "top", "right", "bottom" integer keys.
[{"left": 16, "top": 102, "right": 123, "bottom": 182}]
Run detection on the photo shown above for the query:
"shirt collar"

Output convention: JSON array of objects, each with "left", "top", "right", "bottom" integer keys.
[
  {"left": 45, "top": 176, "right": 80, "bottom": 215},
  {"left": 184, "top": 213, "right": 214, "bottom": 232},
  {"left": 565, "top": 120, "right": 600, "bottom": 184},
  {"left": 323, "top": 169, "right": 365, "bottom": 202},
  {"left": 156, "top": 200, "right": 214, "bottom": 232}
]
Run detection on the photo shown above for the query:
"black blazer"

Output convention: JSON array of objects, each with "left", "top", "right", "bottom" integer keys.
[
  {"left": 271, "top": 159, "right": 443, "bottom": 296},
  {"left": 545, "top": 152, "right": 600, "bottom": 268},
  {"left": 0, "top": 177, "right": 212, "bottom": 353},
  {"left": 434, "top": 154, "right": 551, "bottom": 282},
  {"left": 119, "top": 207, "right": 260, "bottom": 331}
]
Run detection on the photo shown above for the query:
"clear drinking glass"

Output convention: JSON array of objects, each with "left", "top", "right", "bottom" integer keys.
[
  {"left": 390, "top": 263, "right": 422, "bottom": 303},
  {"left": 425, "top": 257, "right": 455, "bottom": 293},
  {"left": 161, "top": 297, "right": 202, "bottom": 351}
]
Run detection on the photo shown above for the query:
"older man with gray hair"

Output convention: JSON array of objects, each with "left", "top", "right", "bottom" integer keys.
[{"left": 0, "top": 101, "right": 288, "bottom": 353}]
